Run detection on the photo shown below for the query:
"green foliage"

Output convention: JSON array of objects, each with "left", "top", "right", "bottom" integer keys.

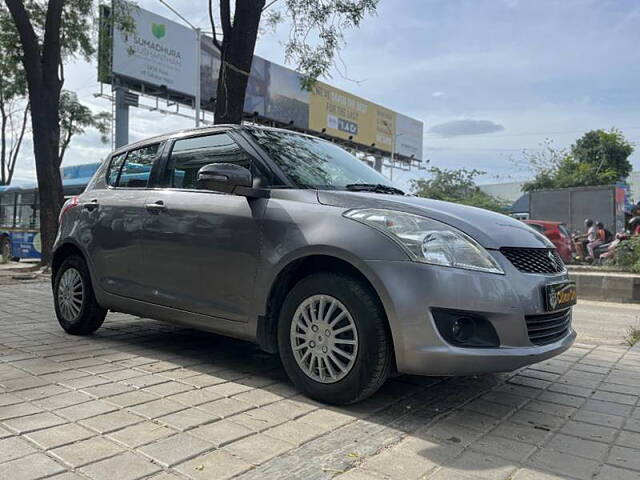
[
  {"left": 59, "top": 90, "right": 110, "bottom": 164},
  {"left": 263, "top": 0, "right": 379, "bottom": 89},
  {"left": 604, "top": 236, "right": 640, "bottom": 273},
  {"left": 522, "top": 130, "right": 634, "bottom": 192},
  {"left": 410, "top": 167, "right": 509, "bottom": 213},
  {"left": 625, "top": 324, "right": 640, "bottom": 347}
]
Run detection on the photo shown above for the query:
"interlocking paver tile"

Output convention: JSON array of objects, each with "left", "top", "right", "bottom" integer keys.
[
  {"left": 0, "top": 436, "right": 39, "bottom": 463},
  {"left": 25, "top": 422, "right": 95, "bottom": 449},
  {"left": 470, "top": 434, "right": 536, "bottom": 462},
  {"left": 448, "top": 450, "right": 518, "bottom": 480},
  {"left": 138, "top": 432, "right": 214, "bottom": 467},
  {"left": 175, "top": 449, "right": 251, "bottom": 480},
  {"left": 50, "top": 436, "right": 125, "bottom": 467},
  {"left": 0, "top": 401, "right": 43, "bottom": 420},
  {"left": 157, "top": 407, "right": 216, "bottom": 431},
  {"left": 545, "top": 433, "right": 609, "bottom": 460},
  {"left": 103, "top": 390, "right": 158, "bottom": 408},
  {"left": 2, "top": 411, "right": 66, "bottom": 433},
  {"left": 559, "top": 420, "right": 617, "bottom": 443},
  {"left": 196, "top": 397, "right": 253, "bottom": 418},
  {"left": 107, "top": 421, "right": 177, "bottom": 448},
  {"left": 189, "top": 419, "right": 253, "bottom": 447},
  {"left": 79, "top": 409, "right": 145, "bottom": 433},
  {"left": 55, "top": 399, "right": 118, "bottom": 421},
  {"left": 129, "top": 398, "right": 187, "bottom": 419},
  {"left": 607, "top": 445, "right": 640, "bottom": 471},
  {"left": 527, "top": 449, "right": 600, "bottom": 479},
  {"left": 572, "top": 409, "right": 626, "bottom": 429},
  {"left": 0, "top": 452, "right": 66, "bottom": 479},
  {"left": 79, "top": 452, "right": 161, "bottom": 480},
  {"left": 361, "top": 449, "right": 439, "bottom": 479},
  {"left": 489, "top": 421, "right": 552, "bottom": 445},
  {"left": 168, "top": 388, "right": 223, "bottom": 406},
  {"left": 263, "top": 418, "right": 323, "bottom": 446},
  {"left": 595, "top": 465, "right": 640, "bottom": 480}
]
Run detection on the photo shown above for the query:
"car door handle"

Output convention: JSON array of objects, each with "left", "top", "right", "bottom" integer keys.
[
  {"left": 82, "top": 199, "right": 99, "bottom": 211},
  {"left": 145, "top": 201, "right": 167, "bottom": 213}
]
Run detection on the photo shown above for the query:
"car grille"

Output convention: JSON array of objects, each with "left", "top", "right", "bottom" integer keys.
[
  {"left": 525, "top": 309, "right": 571, "bottom": 346},
  {"left": 501, "top": 247, "right": 565, "bottom": 274}
]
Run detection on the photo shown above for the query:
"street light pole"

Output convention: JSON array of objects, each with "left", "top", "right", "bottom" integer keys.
[
  {"left": 195, "top": 28, "right": 201, "bottom": 127},
  {"left": 390, "top": 136, "right": 395, "bottom": 181}
]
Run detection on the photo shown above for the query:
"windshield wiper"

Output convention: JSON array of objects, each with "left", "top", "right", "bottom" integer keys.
[{"left": 345, "top": 183, "right": 405, "bottom": 195}]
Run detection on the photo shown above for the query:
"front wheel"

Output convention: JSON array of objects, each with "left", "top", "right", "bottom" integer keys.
[
  {"left": 53, "top": 255, "right": 106, "bottom": 335},
  {"left": 277, "top": 273, "right": 393, "bottom": 405}
]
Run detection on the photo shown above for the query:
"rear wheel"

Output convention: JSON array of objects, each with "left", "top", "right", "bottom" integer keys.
[
  {"left": 277, "top": 273, "right": 392, "bottom": 405},
  {"left": 53, "top": 255, "right": 106, "bottom": 335}
]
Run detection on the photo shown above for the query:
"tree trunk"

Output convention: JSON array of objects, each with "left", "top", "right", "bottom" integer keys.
[
  {"left": 214, "top": 0, "right": 265, "bottom": 124},
  {"left": 30, "top": 89, "right": 63, "bottom": 266}
]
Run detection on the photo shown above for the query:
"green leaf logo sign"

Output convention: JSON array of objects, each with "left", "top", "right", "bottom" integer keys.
[{"left": 151, "top": 23, "right": 166, "bottom": 39}]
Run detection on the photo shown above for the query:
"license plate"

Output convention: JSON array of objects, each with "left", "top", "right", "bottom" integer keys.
[{"left": 544, "top": 281, "right": 577, "bottom": 311}]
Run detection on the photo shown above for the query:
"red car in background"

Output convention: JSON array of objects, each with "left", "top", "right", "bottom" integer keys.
[{"left": 523, "top": 220, "right": 573, "bottom": 263}]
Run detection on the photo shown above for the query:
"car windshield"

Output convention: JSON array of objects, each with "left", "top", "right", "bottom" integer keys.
[{"left": 247, "top": 127, "right": 398, "bottom": 191}]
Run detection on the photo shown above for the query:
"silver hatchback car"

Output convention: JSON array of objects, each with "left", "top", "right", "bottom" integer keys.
[{"left": 52, "top": 125, "right": 576, "bottom": 404}]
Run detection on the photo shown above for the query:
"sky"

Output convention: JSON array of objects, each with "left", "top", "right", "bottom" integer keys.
[{"left": 10, "top": 0, "right": 640, "bottom": 190}]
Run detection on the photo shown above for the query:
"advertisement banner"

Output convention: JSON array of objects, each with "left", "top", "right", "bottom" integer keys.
[
  {"left": 309, "top": 82, "right": 396, "bottom": 153},
  {"left": 395, "top": 114, "right": 424, "bottom": 159},
  {"left": 112, "top": 7, "right": 197, "bottom": 96}
]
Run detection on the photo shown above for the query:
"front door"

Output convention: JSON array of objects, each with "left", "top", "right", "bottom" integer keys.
[{"left": 138, "top": 132, "right": 266, "bottom": 322}]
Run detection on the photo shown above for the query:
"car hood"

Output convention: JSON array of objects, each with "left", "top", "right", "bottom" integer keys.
[{"left": 317, "top": 191, "right": 552, "bottom": 250}]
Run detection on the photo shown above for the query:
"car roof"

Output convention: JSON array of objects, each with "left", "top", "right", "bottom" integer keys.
[{"left": 109, "top": 124, "right": 315, "bottom": 158}]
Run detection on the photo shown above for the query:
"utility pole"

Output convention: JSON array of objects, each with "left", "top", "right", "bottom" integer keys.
[{"left": 195, "top": 28, "right": 201, "bottom": 127}]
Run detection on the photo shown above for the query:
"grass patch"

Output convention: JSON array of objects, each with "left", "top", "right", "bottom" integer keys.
[{"left": 624, "top": 324, "right": 640, "bottom": 346}]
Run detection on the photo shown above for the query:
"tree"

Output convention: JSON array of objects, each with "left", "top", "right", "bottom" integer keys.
[
  {"left": 0, "top": 4, "right": 28, "bottom": 185},
  {"left": 208, "top": 0, "right": 378, "bottom": 124},
  {"left": 522, "top": 130, "right": 634, "bottom": 192},
  {"left": 410, "top": 167, "right": 509, "bottom": 213},
  {"left": 2, "top": 0, "right": 127, "bottom": 265},
  {"left": 59, "top": 90, "right": 110, "bottom": 165}
]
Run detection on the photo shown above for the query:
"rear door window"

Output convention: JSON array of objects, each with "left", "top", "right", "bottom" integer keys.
[{"left": 107, "top": 144, "right": 161, "bottom": 188}]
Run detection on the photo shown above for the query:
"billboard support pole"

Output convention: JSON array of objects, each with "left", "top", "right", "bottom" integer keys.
[
  {"left": 114, "top": 85, "right": 129, "bottom": 148},
  {"left": 195, "top": 28, "right": 201, "bottom": 127}
]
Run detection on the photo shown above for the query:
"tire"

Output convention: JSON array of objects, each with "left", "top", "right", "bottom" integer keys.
[
  {"left": 277, "top": 272, "right": 393, "bottom": 405},
  {"left": 53, "top": 255, "right": 106, "bottom": 335}
]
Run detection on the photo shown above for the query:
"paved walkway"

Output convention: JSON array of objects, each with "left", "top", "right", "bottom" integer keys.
[{"left": 1, "top": 283, "right": 639, "bottom": 480}]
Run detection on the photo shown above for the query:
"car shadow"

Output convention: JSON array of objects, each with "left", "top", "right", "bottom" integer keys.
[{"left": 64, "top": 311, "right": 571, "bottom": 478}]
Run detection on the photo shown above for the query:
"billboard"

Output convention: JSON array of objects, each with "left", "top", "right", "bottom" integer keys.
[
  {"left": 112, "top": 7, "right": 197, "bottom": 96},
  {"left": 308, "top": 82, "right": 396, "bottom": 153},
  {"left": 108, "top": 6, "right": 423, "bottom": 159}
]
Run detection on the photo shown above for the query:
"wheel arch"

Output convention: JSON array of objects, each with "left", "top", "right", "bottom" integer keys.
[
  {"left": 51, "top": 241, "right": 88, "bottom": 286},
  {"left": 257, "top": 253, "right": 397, "bottom": 370}
]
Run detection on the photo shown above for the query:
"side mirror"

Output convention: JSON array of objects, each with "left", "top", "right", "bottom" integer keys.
[{"left": 196, "top": 163, "right": 252, "bottom": 194}]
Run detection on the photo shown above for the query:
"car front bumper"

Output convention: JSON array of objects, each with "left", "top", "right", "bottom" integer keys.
[{"left": 363, "top": 251, "right": 576, "bottom": 376}]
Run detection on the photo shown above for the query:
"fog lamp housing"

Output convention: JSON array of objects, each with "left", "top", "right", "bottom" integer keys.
[{"left": 432, "top": 309, "right": 499, "bottom": 348}]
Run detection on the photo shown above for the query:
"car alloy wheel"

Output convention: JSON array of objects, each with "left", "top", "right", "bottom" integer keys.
[
  {"left": 57, "top": 267, "right": 84, "bottom": 322},
  {"left": 289, "top": 294, "right": 359, "bottom": 383}
]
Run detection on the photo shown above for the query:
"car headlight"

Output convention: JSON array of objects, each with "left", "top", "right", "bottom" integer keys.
[{"left": 344, "top": 208, "right": 504, "bottom": 274}]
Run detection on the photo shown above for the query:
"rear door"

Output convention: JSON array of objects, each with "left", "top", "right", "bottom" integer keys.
[
  {"left": 137, "top": 132, "right": 268, "bottom": 322},
  {"left": 83, "top": 143, "right": 164, "bottom": 299}
]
